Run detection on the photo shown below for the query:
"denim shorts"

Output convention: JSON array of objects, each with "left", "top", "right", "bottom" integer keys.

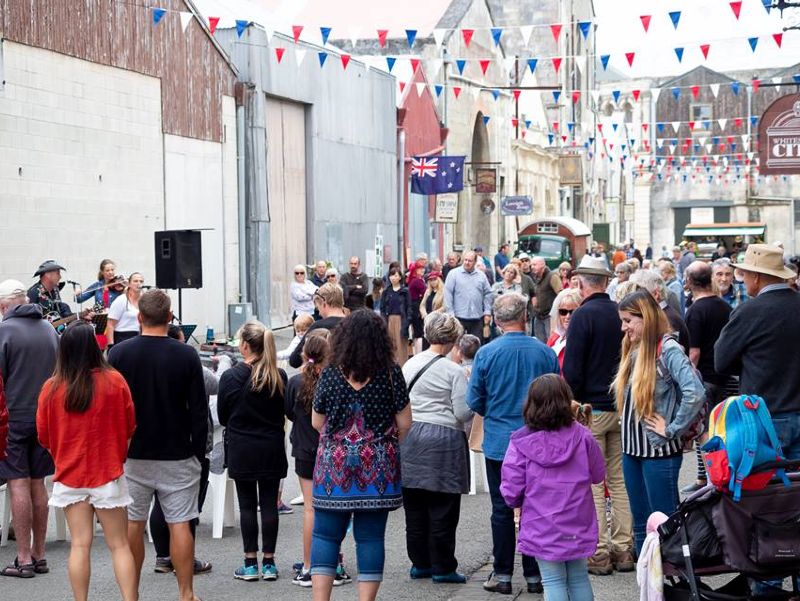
[{"left": 50, "top": 477, "right": 133, "bottom": 509}]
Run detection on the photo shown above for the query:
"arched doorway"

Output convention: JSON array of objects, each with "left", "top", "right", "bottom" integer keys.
[{"left": 457, "top": 112, "right": 492, "bottom": 248}]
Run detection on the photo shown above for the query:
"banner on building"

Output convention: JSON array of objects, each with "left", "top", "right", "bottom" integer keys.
[
  {"left": 433, "top": 194, "right": 459, "bottom": 223},
  {"left": 410, "top": 156, "right": 465, "bottom": 195},
  {"left": 758, "top": 93, "right": 800, "bottom": 175},
  {"left": 500, "top": 196, "right": 533, "bottom": 216},
  {"left": 475, "top": 168, "right": 497, "bottom": 193}
]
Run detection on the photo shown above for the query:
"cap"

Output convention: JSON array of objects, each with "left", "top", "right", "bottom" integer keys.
[
  {"left": 33, "top": 260, "right": 65, "bottom": 277},
  {"left": 425, "top": 271, "right": 443, "bottom": 282},
  {"left": 518, "top": 252, "right": 531, "bottom": 260},
  {"left": 473, "top": 245, "right": 484, "bottom": 252},
  {"left": 0, "top": 279, "right": 27, "bottom": 300}
]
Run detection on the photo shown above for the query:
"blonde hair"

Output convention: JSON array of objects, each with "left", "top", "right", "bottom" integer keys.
[
  {"left": 238, "top": 321, "right": 284, "bottom": 395},
  {"left": 314, "top": 282, "right": 344, "bottom": 308},
  {"left": 612, "top": 290, "right": 670, "bottom": 419},
  {"left": 293, "top": 313, "right": 314, "bottom": 334},
  {"left": 549, "top": 288, "right": 582, "bottom": 337},
  {"left": 422, "top": 276, "right": 445, "bottom": 313}
]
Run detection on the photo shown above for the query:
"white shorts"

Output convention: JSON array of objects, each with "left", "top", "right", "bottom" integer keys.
[{"left": 49, "top": 477, "right": 133, "bottom": 510}]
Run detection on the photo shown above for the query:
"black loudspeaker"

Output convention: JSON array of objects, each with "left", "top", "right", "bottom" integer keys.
[{"left": 154, "top": 230, "right": 203, "bottom": 289}]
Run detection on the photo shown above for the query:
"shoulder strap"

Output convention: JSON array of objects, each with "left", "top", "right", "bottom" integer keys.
[
  {"left": 655, "top": 335, "right": 674, "bottom": 384},
  {"left": 748, "top": 395, "right": 792, "bottom": 489},
  {"left": 731, "top": 395, "right": 759, "bottom": 502},
  {"left": 407, "top": 354, "right": 445, "bottom": 394}
]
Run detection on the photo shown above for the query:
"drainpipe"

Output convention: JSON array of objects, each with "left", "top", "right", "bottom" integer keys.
[
  {"left": 398, "top": 128, "right": 406, "bottom": 267},
  {"left": 236, "top": 94, "right": 248, "bottom": 302}
]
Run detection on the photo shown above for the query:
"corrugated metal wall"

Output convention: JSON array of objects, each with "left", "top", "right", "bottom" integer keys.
[{"left": 0, "top": 0, "right": 236, "bottom": 142}]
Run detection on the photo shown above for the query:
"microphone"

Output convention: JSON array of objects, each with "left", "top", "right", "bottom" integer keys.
[
  {"left": 66, "top": 280, "right": 80, "bottom": 286},
  {"left": 141, "top": 285, "right": 153, "bottom": 290}
]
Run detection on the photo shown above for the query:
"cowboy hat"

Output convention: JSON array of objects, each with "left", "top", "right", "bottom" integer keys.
[
  {"left": 734, "top": 244, "right": 795, "bottom": 280},
  {"left": 574, "top": 255, "right": 613, "bottom": 278},
  {"left": 33, "top": 260, "right": 65, "bottom": 277}
]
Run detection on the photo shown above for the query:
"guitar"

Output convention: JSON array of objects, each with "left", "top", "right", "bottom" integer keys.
[{"left": 45, "top": 302, "right": 103, "bottom": 333}]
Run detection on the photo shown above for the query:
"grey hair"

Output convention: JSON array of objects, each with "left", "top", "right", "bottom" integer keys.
[
  {"left": 579, "top": 273, "right": 607, "bottom": 289},
  {"left": 616, "top": 262, "right": 632, "bottom": 274},
  {"left": 629, "top": 270, "right": 668, "bottom": 302},
  {"left": 423, "top": 312, "right": 463, "bottom": 345},
  {"left": 456, "top": 334, "right": 481, "bottom": 360},
  {"left": 415, "top": 252, "right": 428, "bottom": 261},
  {"left": 712, "top": 258, "right": 734, "bottom": 273},
  {"left": 493, "top": 292, "right": 528, "bottom": 324}
]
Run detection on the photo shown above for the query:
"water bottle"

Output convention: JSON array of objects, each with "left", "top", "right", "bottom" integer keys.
[{"left": 206, "top": 324, "right": 214, "bottom": 344}]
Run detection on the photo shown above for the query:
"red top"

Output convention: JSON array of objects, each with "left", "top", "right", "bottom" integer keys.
[
  {"left": 0, "top": 376, "right": 8, "bottom": 461},
  {"left": 37, "top": 369, "right": 135, "bottom": 488}
]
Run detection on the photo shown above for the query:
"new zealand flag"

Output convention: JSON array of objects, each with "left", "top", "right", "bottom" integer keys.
[{"left": 410, "top": 155, "right": 465, "bottom": 195}]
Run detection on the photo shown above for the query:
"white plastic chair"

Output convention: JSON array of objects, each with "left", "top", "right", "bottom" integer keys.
[
  {"left": 0, "top": 483, "right": 10, "bottom": 547},
  {"left": 469, "top": 450, "right": 488, "bottom": 495},
  {"left": 209, "top": 470, "right": 237, "bottom": 539}
]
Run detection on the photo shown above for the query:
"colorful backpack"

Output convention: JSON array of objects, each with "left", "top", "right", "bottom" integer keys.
[{"left": 702, "top": 395, "right": 790, "bottom": 502}]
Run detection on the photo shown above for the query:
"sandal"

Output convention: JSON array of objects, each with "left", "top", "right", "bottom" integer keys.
[
  {"left": 32, "top": 557, "right": 49, "bottom": 574},
  {"left": 0, "top": 557, "right": 36, "bottom": 578}
]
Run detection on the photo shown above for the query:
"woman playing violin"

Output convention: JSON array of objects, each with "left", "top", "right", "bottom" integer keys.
[
  {"left": 75, "top": 260, "right": 126, "bottom": 310},
  {"left": 105, "top": 273, "right": 144, "bottom": 347}
]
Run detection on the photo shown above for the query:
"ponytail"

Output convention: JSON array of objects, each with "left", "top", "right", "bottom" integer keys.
[
  {"left": 299, "top": 334, "right": 330, "bottom": 413},
  {"left": 238, "top": 321, "right": 284, "bottom": 396}
]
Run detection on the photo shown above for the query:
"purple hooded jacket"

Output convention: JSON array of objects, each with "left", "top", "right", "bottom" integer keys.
[{"left": 500, "top": 422, "right": 605, "bottom": 562}]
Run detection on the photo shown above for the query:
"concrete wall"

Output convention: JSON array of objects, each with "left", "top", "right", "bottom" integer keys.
[
  {"left": 0, "top": 41, "right": 237, "bottom": 334},
  {"left": 217, "top": 28, "right": 398, "bottom": 326}
]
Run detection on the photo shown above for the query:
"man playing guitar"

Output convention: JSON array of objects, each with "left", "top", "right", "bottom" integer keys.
[{"left": 27, "top": 261, "right": 94, "bottom": 330}]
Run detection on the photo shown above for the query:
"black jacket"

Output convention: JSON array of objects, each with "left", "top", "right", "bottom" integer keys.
[
  {"left": 284, "top": 374, "right": 320, "bottom": 462},
  {"left": 562, "top": 293, "right": 623, "bottom": 412},
  {"left": 381, "top": 286, "right": 412, "bottom": 338},
  {"left": 715, "top": 287, "right": 800, "bottom": 415}
]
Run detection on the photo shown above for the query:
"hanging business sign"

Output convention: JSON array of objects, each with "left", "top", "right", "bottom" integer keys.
[
  {"left": 475, "top": 168, "right": 497, "bottom": 193},
  {"left": 500, "top": 196, "right": 533, "bottom": 216},
  {"left": 759, "top": 93, "right": 800, "bottom": 175},
  {"left": 433, "top": 193, "right": 459, "bottom": 223}
]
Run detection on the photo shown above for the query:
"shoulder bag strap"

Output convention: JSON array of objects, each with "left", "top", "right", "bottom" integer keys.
[{"left": 407, "top": 354, "right": 445, "bottom": 394}]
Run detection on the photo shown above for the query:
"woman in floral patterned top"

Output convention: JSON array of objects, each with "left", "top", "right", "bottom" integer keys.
[{"left": 311, "top": 310, "right": 411, "bottom": 601}]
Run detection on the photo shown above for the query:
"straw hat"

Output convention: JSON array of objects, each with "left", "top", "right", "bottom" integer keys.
[
  {"left": 734, "top": 244, "right": 795, "bottom": 280},
  {"left": 574, "top": 255, "right": 613, "bottom": 278}
]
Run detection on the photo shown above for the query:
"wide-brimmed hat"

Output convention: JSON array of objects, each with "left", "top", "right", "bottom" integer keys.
[
  {"left": 33, "top": 260, "right": 65, "bottom": 277},
  {"left": 574, "top": 255, "right": 613, "bottom": 278},
  {"left": 734, "top": 244, "right": 795, "bottom": 280},
  {"left": 0, "top": 279, "right": 27, "bottom": 300}
]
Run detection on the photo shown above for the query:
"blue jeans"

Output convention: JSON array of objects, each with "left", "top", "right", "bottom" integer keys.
[
  {"left": 310, "top": 509, "right": 388, "bottom": 582},
  {"left": 772, "top": 412, "right": 800, "bottom": 461},
  {"left": 538, "top": 559, "right": 594, "bottom": 601},
  {"left": 485, "top": 458, "right": 540, "bottom": 582},
  {"left": 622, "top": 453, "right": 682, "bottom": 555}
]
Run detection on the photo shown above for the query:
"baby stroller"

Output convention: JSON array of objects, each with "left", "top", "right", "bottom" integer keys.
[{"left": 658, "top": 459, "right": 800, "bottom": 601}]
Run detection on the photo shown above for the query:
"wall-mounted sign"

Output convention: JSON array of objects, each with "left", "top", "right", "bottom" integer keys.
[
  {"left": 475, "top": 168, "right": 497, "bottom": 193},
  {"left": 759, "top": 93, "right": 800, "bottom": 175},
  {"left": 433, "top": 194, "right": 459, "bottom": 223},
  {"left": 559, "top": 154, "right": 583, "bottom": 185},
  {"left": 480, "top": 198, "right": 495, "bottom": 215},
  {"left": 500, "top": 196, "right": 533, "bottom": 216}
]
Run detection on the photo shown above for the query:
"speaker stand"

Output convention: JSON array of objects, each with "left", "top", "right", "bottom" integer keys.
[{"left": 177, "top": 288, "right": 183, "bottom": 323}]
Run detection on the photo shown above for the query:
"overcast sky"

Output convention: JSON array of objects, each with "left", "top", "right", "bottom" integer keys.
[{"left": 594, "top": 0, "right": 800, "bottom": 78}]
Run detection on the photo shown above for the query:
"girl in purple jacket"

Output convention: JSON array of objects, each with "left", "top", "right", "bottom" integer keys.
[{"left": 501, "top": 375, "right": 605, "bottom": 601}]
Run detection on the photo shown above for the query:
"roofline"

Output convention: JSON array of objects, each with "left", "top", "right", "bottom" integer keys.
[{"left": 182, "top": 0, "right": 239, "bottom": 78}]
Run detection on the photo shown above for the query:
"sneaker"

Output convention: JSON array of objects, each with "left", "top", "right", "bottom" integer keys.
[
  {"left": 483, "top": 572, "right": 512, "bottom": 595},
  {"left": 289, "top": 494, "right": 305, "bottom": 506},
  {"left": 278, "top": 502, "right": 294, "bottom": 515},
  {"left": 410, "top": 566, "right": 432, "bottom": 579},
  {"left": 611, "top": 549, "right": 636, "bottom": 573},
  {"left": 292, "top": 570, "right": 312, "bottom": 587},
  {"left": 432, "top": 571, "right": 466, "bottom": 584},
  {"left": 154, "top": 557, "right": 174, "bottom": 573},
  {"left": 587, "top": 552, "right": 614, "bottom": 576},
  {"left": 293, "top": 561, "right": 305, "bottom": 574},
  {"left": 193, "top": 558, "right": 213, "bottom": 574},
  {"left": 680, "top": 480, "right": 707, "bottom": 495},
  {"left": 333, "top": 563, "right": 351, "bottom": 586},
  {"left": 262, "top": 563, "right": 279, "bottom": 581},
  {"left": 527, "top": 581, "right": 544, "bottom": 594},
  {"left": 234, "top": 564, "right": 261, "bottom": 581}
]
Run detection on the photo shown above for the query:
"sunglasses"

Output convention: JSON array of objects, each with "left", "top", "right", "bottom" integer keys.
[
  {"left": 295, "top": 271, "right": 305, "bottom": 275},
  {"left": 521, "top": 258, "right": 531, "bottom": 262},
  {"left": 558, "top": 308, "right": 576, "bottom": 316}
]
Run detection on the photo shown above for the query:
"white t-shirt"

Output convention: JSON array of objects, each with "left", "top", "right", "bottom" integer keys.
[{"left": 108, "top": 294, "right": 140, "bottom": 332}]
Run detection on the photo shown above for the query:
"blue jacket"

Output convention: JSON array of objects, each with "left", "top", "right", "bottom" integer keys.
[{"left": 466, "top": 332, "right": 559, "bottom": 460}]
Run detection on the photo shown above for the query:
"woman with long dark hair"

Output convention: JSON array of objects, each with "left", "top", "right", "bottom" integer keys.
[
  {"left": 380, "top": 267, "right": 412, "bottom": 366},
  {"left": 310, "top": 310, "right": 412, "bottom": 601},
  {"left": 36, "top": 322, "right": 137, "bottom": 601},
  {"left": 613, "top": 290, "right": 705, "bottom": 553},
  {"left": 218, "top": 321, "right": 288, "bottom": 582},
  {"left": 106, "top": 272, "right": 145, "bottom": 347}
]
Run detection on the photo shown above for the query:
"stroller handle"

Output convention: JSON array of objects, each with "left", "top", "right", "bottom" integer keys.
[{"left": 752, "top": 458, "right": 800, "bottom": 473}]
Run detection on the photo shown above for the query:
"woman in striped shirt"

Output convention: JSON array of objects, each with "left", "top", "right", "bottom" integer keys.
[{"left": 612, "top": 290, "right": 705, "bottom": 554}]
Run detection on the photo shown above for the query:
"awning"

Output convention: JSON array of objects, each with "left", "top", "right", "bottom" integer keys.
[{"left": 682, "top": 225, "right": 765, "bottom": 237}]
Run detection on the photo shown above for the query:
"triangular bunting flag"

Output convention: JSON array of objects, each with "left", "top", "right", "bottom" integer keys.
[
  {"left": 574, "top": 55, "right": 586, "bottom": 75},
  {"left": 491, "top": 89, "right": 500, "bottom": 101},
  {"left": 479, "top": 59, "right": 491, "bottom": 75},
  {"left": 730, "top": 1, "right": 742, "bottom": 19},
  {"left": 525, "top": 120, "right": 532, "bottom": 129},
  {"left": 453, "top": 87, "right": 462, "bottom": 99},
  {"left": 513, "top": 89, "right": 521, "bottom": 101},
  {"left": 700, "top": 44, "right": 710, "bottom": 59},
  {"left": 179, "top": 11, "right": 193, "bottom": 32},
  {"left": 652, "top": 88, "right": 661, "bottom": 102},
  {"left": 612, "top": 123, "right": 618, "bottom": 132},
  {"left": 578, "top": 21, "right": 591, "bottom": 40},
  {"left": 675, "top": 47, "right": 684, "bottom": 62},
  {"left": 773, "top": 33, "right": 783, "bottom": 48},
  {"left": 386, "top": 57, "right": 396, "bottom": 72},
  {"left": 752, "top": 79, "right": 761, "bottom": 93},
  {"left": 318, "top": 52, "right": 328, "bottom": 67},
  {"left": 341, "top": 54, "right": 351, "bottom": 70},
  {"left": 415, "top": 82, "right": 426, "bottom": 97},
  {"left": 410, "top": 58, "right": 420, "bottom": 73},
  {"left": 295, "top": 48, "right": 307, "bottom": 67},
  {"left": 552, "top": 57, "right": 562, "bottom": 73},
  {"left": 640, "top": 15, "right": 652, "bottom": 32},
  {"left": 292, "top": 25, "right": 303, "bottom": 43},
  {"left": 625, "top": 52, "right": 635, "bottom": 67},
  {"left": 750, "top": 116, "right": 758, "bottom": 126},
  {"left": 320, "top": 26, "right": 332, "bottom": 45},
  {"left": 491, "top": 28, "right": 503, "bottom": 46},
  {"left": 550, "top": 24, "right": 562, "bottom": 42},
  {"left": 691, "top": 85, "right": 700, "bottom": 99},
  {"left": 406, "top": 29, "right": 417, "bottom": 47},
  {"left": 275, "top": 47, "right": 286, "bottom": 63},
  {"left": 731, "top": 81, "right": 740, "bottom": 95},
  {"left": 399, "top": 82, "right": 406, "bottom": 94},
  {"left": 709, "top": 83, "right": 720, "bottom": 97},
  {"left": 152, "top": 8, "right": 167, "bottom": 25},
  {"left": 590, "top": 90, "right": 601, "bottom": 104},
  {"left": 600, "top": 55, "right": 610, "bottom": 70},
  {"left": 572, "top": 91, "right": 581, "bottom": 104},
  {"left": 462, "top": 29, "right": 474, "bottom": 47},
  {"left": 772, "top": 76, "right": 783, "bottom": 88},
  {"left": 671, "top": 121, "right": 681, "bottom": 133},
  {"left": 455, "top": 59, "right": 466, "bottom": 75},
  {"left": 264, "top": 29, "right": 274, "bottom": 44},
  {"left": 612, "top": 90, "right": 621, "bottom": 103},
  {"left": 763, "top": 0, "right": 772, "bottom": 11},
  {"left": 553, "top": 90, "right": 562, "bottom": 103},
  {"left": 519, "top": 25, "right": 533, "bottom": 46},
  {"left": 672, "top": 87, "right": 681, "bottom": 100},
  {"left": 434, "top": 85, "right": 443, "bottom": 98},
  {"left": 527, "top": 58, "right": 538, "bottom": 73},
  {"left": 483, "top": 115, "right": 491, "bottom": 126},
  {"left": 377, "top": 29, "right": 388, "bottom": 48},
  {"left": 433, "top": 29, "right": 446, "bottom": 47},
  {"left": 511, "top": 118, "right": 519, "bottom": 127},
  {"left": 236, "top": 20, "right": 248, "bottom": 38},
  {"left": 208, "top": 16, "right": 220, "bottom": 35},
  {"left": 669, "top": 11, "right": 681, "bottom": 28},
  {"left": 748, "top": 37, "right": 758, "bottom": 52},
  {"left": 632, "top": 90, "right": 640, "bottom": 101}
]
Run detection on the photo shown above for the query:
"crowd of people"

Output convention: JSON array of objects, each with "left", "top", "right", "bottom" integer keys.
[{"left": 0, "top": 238, "right": 799, "bottom": 601}]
